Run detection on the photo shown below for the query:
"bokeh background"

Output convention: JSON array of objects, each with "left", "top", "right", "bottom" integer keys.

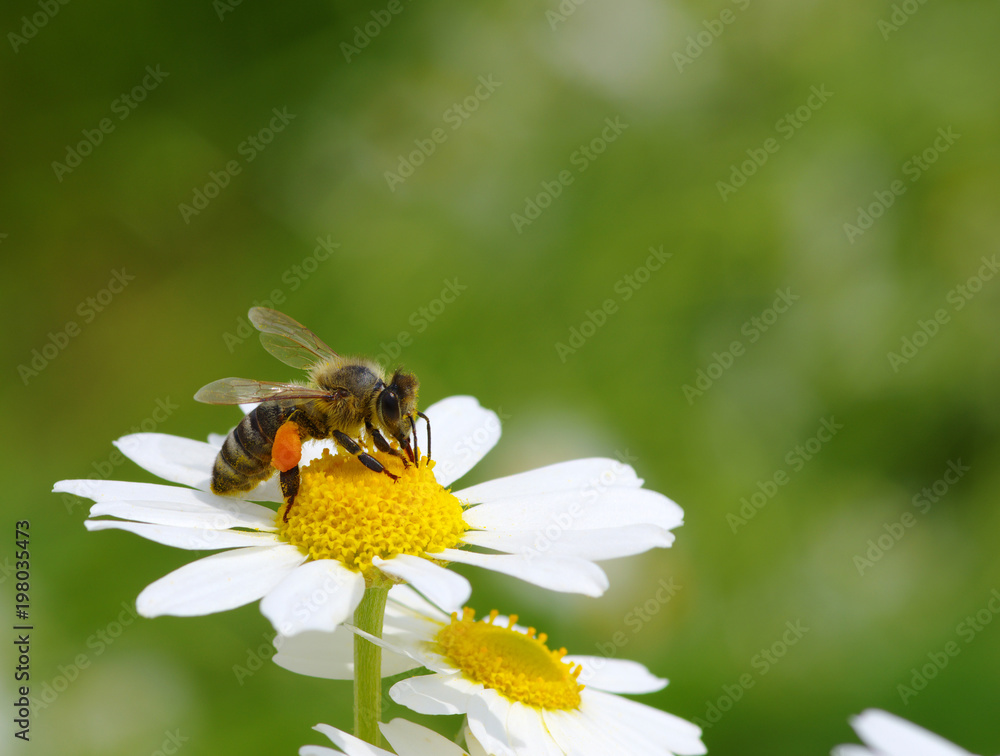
[{"left": 3, "top": 1, "right": 999, "bottom": 754}]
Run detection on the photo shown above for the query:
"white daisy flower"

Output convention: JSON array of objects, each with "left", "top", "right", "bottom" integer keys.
[
  {"left": 56, "top": 395, "right": 684, "bottom": 636},
  {"left": 275, "top": 588, "right": 706, "bottom": 756},
  {"left": 835, "top": 709, "right": 982, "bottom": 756},
  {"left": 301, "top": 718, "right": 470, "bottom": 756}
]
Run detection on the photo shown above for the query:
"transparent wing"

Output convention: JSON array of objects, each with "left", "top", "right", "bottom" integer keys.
[
  {"left": 248, "top": 307, "right": 338, "bottom": 369},
  {"left": 194, "top": 377, "right": 336, "bottom": 406}
]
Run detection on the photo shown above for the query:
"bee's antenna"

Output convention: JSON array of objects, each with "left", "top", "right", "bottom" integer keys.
[{"left": 417, "top": 411, "right": 431, "bottom": 463}]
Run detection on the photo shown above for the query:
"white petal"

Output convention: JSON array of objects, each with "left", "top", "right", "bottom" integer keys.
[
  {"left": 273, "top": 627, "right": 419, "bottom": 680},
  {"left": 385, "top": 584, "right": 451, "bottom": 624},
  {"left": 261, "top": 560, "right": 365, "bottom": 636},
  {"left": 55, "top": 479, "right": 198, "bottom": 502},
  {"left": 114, "top": 433, "right": 218, "bottom": 490},
  {"left": 300, "top": 747, "right": 340, "bottom": 756},
  {"left": 542, "top": 708, "right": 619, "bottom": 756},
  {"left": 504, "top": 703, "right": 564, "bottom": 756},
  {"left": 465, "top": 727, "right": 491, "bottom": 756},
  {"left": 422, "top": 396, "right": 501, "bottom": 487},
  {"left": 460, "top": 524, "right": 674, "bottom": 560},
  {"left": 311, "top": 723, "right": 392, "bottom": 756},
  {"left": 273, "top": 628, "right": 354, "bottom": 679},
  {"left": 85, "top": 519, "right": 278, "bottom": 550},
  {"left": 89, "top": 500, "right": 277, "bottom": 531},
  {"left": 251, "top": 476, "right": 284, "bottom": 503},
  {"left": 381, "top": 718, "right": 471, "bottom": 756},
  {"left": 137, "top": 544, "right": 306, "bottom": 617},
  {"left": 583, "top": 689, "right": 706, "bottom": 755},
  {"left": 433, "top": 548, "right": 609, "bottom": 597},
  {"left": 573, "top": 696, "right": 682, "bottom": 756},
  {"left": 564, "top": 656, "right": 668, "bottom": 694},
  {"left": 465, "top": 690, "right": 515, "bottom": 756},
  {"left": 346, "top": 621, "right": 453, "bottom": 676},
  {"left": 845, "top": 709, "right": 973, "bottom": 756},
  {"left": 462, "top": 488, "right": 682, "bottom": 533},
  {"left": 299, "top": 438, "right": 341, "bottom": 467},
  {"left": 833, "top": 748, "right": 873, "bottom": 756},
  {"left": 455, "top": 458, "right": 642, "bottom": 504},
  {"left": 390, "top": 672, "right": 475, "bottom": 715},
  {"left": 56, "top": 479, "right": 278, "bottom": 529},
  {"left": 373, "top": 554, "right": 471, "bottom": 613}
]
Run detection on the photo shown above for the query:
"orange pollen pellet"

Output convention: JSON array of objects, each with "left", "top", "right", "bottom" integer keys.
[{"left": 272, "top": 421, "right": 302, "bottom": 472}]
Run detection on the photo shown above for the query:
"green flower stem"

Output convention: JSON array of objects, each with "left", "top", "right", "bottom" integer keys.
[{"left": 354, "top": 581, "right": 390, "bottom": 747}]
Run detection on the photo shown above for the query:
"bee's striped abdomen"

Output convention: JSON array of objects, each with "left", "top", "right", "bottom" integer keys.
[{"left": 211, "top": 403, "right": 295, "bottom": 495}]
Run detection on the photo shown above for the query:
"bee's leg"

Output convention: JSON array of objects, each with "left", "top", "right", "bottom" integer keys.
[
  {"left": 273, "top": 419, "right": 304, "bottom": 522},
  {"left": 333, "top": 430, "right": 399, "bottom": 481},
  {"left": 280, "top": 467, "right": 300, "bottom": 522},
  {"left": 366, "top": 421, "right": 410, "bottom": 467}
]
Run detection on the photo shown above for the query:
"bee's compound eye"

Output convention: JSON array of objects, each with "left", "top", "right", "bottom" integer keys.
[{"left": 379, "top": 390, "right": 401, "bottom": 425}]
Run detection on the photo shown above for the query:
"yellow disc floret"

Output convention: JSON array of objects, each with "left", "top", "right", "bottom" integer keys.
[
  {"left": 436, "top": 608, "right": 584, "bottom": 710},
  {"left": 277, "top": 449, "right": 466, "bottom": 574}
]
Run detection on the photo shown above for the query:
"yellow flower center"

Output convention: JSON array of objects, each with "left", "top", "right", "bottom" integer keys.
[
  {"left": 435, "top": 608, "right": 584, "bottom": 710},
  {"left": 277, "top": 449, "right": 466, "bottom": 574}
]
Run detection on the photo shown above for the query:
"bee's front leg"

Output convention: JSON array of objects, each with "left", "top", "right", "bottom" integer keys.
[
  {"left": 366, "top": 421, "right": 410, "bottom": 467},
  {"left": 333, "top": 430, "right": 399, "bottom": 481}
]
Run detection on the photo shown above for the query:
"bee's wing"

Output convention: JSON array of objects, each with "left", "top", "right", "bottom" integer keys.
[
  {"left": 248, "top": 307, "right": 338, "bottom": 369},
  {"left": 194, "top": 377, "right": 335, "bottom": 405}
]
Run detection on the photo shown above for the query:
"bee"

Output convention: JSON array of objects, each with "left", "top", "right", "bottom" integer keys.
[{"left": 194, "top": 307, "right": 430, "bottom": 521}]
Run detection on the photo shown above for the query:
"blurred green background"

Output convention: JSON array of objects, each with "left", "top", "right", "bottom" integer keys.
[{"left": 3, "top": 0, "right": 1000, "bottom": 754}]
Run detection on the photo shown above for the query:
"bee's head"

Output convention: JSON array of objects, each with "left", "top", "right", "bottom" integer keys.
[{"left": 376, "top": 370, "right": 422, "bottom": 460}]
